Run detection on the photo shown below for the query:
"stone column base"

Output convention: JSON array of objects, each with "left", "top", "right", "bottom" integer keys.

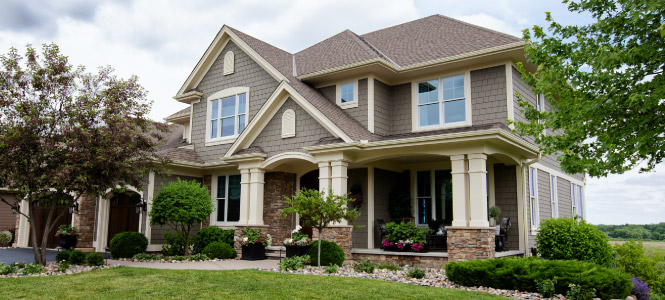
[
  {"left": 74, "top": 194, "right": 97, "bottom": 248},
  {"left": 446, "top": 226, "right": 495, "bottom": 262},
  {"left": 312, "top": 226, "right": 353, "bottom": 261}
]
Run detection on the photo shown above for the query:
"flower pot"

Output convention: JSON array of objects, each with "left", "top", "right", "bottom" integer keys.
[
  {"left": 241, "top": 243, "right": 266, "bottom": 260},
  {"left": 285, "top": 245, "right": 311, "bottom": 258},
  {"left": 59, "top": 235, "right": 77, "bottom": 250}
]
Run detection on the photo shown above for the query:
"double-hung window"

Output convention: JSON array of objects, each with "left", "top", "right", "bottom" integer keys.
[
  {"left": 209, "top": 92, "right": 247, "bottom": 141},
  {"left": 215, "top": 174, "right": 241, "bottom": 223},
  {"left": 571, "top": 184, "right": 584, "bottom": 220},
  {"left": 417, "top": 73, "right": 468, "bottom": 129},
  {"left": 550, "top": 175, "right": 558, "bottom": 218},
  {"left": 529, "top": 167, "right": 539, "bottom": 233}
]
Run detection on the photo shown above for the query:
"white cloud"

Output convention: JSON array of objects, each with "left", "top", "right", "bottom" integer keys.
[{"left": 453, "top": 13, "right": 523, "bottom": 37}]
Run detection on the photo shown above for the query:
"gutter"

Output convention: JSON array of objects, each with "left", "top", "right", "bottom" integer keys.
[{"left": 521, "top": 153, "right": 541, "bottom": 257}]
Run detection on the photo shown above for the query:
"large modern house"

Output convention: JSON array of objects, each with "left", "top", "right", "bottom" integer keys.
[{"left": 11, "top": 15, "right": 586, "bottom": 264}]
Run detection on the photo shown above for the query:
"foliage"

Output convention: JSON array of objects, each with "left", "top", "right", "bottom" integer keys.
[
  {"left": 283, "top": 225, "right": 310, "bottom": 246},
  {"left": 652, "top": 294, "right": 665, "bottom": 300},
  {"left": 324, "top": 264, "right": 338, "bottom": 273},
  {"left": 68, "top": 250, "right": 87, "bottom": 265},
  {"left": 57, "top": 261, "right": 70, "bottom": 273},
  {"left": 354, "top": 259, "right": 375, "bottom": 273},
  {"left": 161, "top": 230, "right": 186, "bottom": 256},
  {"left": 279, "top": 255, "right": 310, "bottom": 271},
  {"left": 188, "top": 253, "right": 210, "bottom": 261},
  {"left": 536, "top": 218, "right": 613, "bottom": 266},
  {"left": 376, "top": 263, "right": 401, "bottom": 271},
  {"left": 109, "top": 232, "right": 148, "bottom": 259},
  {"left": 489, "top": 206, "right": 501, "bottom": 224},
  {"left": 0, "top": 231, "right": 12, "bottom": 246},
  {"left": 21, "top": 263, "right": 45, "bottom": 275},
  {"left": 536, "top": 279, "right": 556, "bottom": 298},
  {"left": 566, "top": 284, "right": 596, "bottom": 300},
  {"left": 407, "top": 267, "right": 426, "bottom": 279},
  {"left": 202, "top": 242, "right": 237, "bottom": 259},
  {"left": 150, "top": 179, "right": 213, "bottom": 256},
  {"left": 55, "top": 224, "right": 78, "bottom": 238},
  {"left": 170, "top": 256, "right": 186, "bottom": 261},
  {"left": 0, "top": 43, "right": 167, "bottom": 265},
  {"left": 382, "top": 222, "right": 428, "bottom": 252},
  {"left": 239, "top": 227, "right": 271, "bottom": 247},
  {"left": 55, "top": 250, "right": 71, "bottom": 262},
  {"left": 86, "top": 252, "right": 104, "bottom": 267},
  {"left": 307, "top": 240, "right": 345, "bottom": 267},
  {"left": 513, "top": 0, "right": 665, "bottom": 176},
  {"left": 631, "top": 277, "right": 651, "bottom": 300},
  {"left": 281, "top": 189, "right": 358, "bottom": 267},
  {"left": 388, "top": 186, "right": 412, "bottom": 222},
  {"left": 0, "top": 263, "right": 17, "bottom": 275},
  {"left": 445, "top": 257, "right": 631, "bottom": 299},
  {"left": 132, "top": 253, "right": 158, "bottom": 261},
  {"left": 597, "top": 223, "right": 665, "bottom": 241},
  {"left": 614, "top": 241, "right": 665, "bottom": 294},
  {"left": 192, "top": 227, "right": 234, "bottom": 254}
]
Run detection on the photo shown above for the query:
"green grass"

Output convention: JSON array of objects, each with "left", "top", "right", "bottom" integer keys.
[
  {"left": 0, "top": 267, "right": 506, "bottom": 300},
  {"left": 609, "top": 240, "right": 665, "bottom": 258}
]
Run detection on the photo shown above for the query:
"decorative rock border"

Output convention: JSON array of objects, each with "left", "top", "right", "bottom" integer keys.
[
  {"left": 0, "top": 262, "right": 111, "bottom": 278},
  {"left": 114, "top": 257, "right": 234, "bottom": 263}
]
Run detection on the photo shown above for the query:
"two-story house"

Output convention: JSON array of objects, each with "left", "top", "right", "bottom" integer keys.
[{"left": 12, "top": 15, "right": 587, "bottom": 264}]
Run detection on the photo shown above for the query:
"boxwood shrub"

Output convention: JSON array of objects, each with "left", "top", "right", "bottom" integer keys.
[
  {"left": 55, "top": 250, "right": 71, "bottom": 262},
  {"left": 109, "top": 232, "right": 148, "bottom": 258},
  {"left": 192, "top": 226, "right": 234, "bottom": 254},
  {"left": 68, "top": 250, "right": 87, "bottom": 265},
  {"left": 308, "top": 240, "right": 345, "bottom": 267},
  {"left": 86, "top": 252, "right": 105, "bottom": 266},
  {"left": 536, "top": 218, "right": 613, "bottom": 267},
  {"left": 201, "top": 241, "right": 237, "bottom": 259},
  {"left": 445, "top": 257, "right": 631, "bottom": 300}
]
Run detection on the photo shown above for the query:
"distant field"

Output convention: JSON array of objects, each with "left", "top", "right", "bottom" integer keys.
[{"left": 609, "top": 240, "right": 665, "bottom": 257}]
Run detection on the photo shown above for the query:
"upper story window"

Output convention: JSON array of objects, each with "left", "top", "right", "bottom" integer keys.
[
  {"left": 336, "top": 81, "right": 358, "bottom": 109},
  {"left": 206, "top": 87, "right": 249, "bottom": 145},
  {"left": 414, "top": 72, "right": 470, "bottom": 130}
]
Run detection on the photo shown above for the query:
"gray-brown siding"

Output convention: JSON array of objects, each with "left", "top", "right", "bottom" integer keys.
[
  {"left": 317, "top": 79, "right": 369, "bottom": 130},
  {"left": 249, "top": 98, "right": 335, "bottom": 157},
  {"left": 538, "top": 170, "right": 552, "bottom": 224},
  {"left": 557, "top": 177, "right": 573, "bottom": 218},
  {"left": 192, "top": 41, "right": 281, "bottom": 162},
  {"left": 389, "top": 83, "right": 412, "bottom": 135},
  {"left": 493, "top": 164, "right": 519, "bottom": 250},
  {"left": 372, "top": 168, "right": 405, "bottom": 247},
  {"left": 349, "top": 168, "right": 368, "bottom": 249},
  {"left": 471, "top": 66, "right": 508, "bottom": 126},
  {"left": 374, "top": 79, "right": 391, "bottom": 136}
]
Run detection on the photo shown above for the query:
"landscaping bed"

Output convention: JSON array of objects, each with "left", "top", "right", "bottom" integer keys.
[{"left": 0, "top": 261, "right": 111, "bottom": 278}]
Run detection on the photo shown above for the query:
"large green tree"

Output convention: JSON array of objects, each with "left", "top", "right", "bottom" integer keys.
[
  {"left": 514, "top": 0, "right": 664, "bottom": 177},
  {"left": 0, "top": 44, "right": 167, "bottom": 265}
]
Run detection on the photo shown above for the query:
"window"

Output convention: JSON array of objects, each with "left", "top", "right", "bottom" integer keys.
[
  {"left": 536, "top": 94, "right": 545, "bottom": 112},
  {"left": 416, "top": 74, "right": 468, "bottom": 129},
  {"left": 415, "top": 170, "right": 453, "bottom": 225},
  {"left": 336, "top": 81, "right": 358, "bottom": 109},
  {"left": 215, "top": 175, "right": 241, "bottom": 223},
  {"left": 341, "top": 83, "right": 354, "bottom": 103},
  {"left": 551, "top": 175, "right": 558, "bottom": 218},
  {"left": 281, "top": 109, "right": 295, "bottom": 138},
  {"left": 416, "top": 171, "right": 432, "bottom": 224},
  {"left": 209, "top": 92, "right": 247, "bottom": 141},
  {"left": 529, "top": 167, "right": 539, "bottom": 232},
  {"left": 571, "top": 184, "right": 584, "bottom": 220}
]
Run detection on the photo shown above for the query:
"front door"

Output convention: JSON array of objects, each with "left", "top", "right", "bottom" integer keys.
[
  {"left": 107, "top": 192, "right": 141, "bottom": 245},
  {"left": 28, "top": 202, "right": 72, "bottom": 248}
]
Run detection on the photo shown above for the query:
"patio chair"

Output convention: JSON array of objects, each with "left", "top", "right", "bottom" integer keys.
[
  {"left": 495, "top": 217, "right": 511, "bottom": 252},
  {"left": 376, "top": 219, "right": 388, "bottom": 242}
]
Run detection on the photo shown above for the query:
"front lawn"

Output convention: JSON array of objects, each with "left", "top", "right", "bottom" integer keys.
[{"left": 0, "top": 267, "right": 505, "bottom": 300}]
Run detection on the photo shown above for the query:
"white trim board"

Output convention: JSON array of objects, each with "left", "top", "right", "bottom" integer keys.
[{"left": 531, "top": 163, "right": 585, "bottom": 186}]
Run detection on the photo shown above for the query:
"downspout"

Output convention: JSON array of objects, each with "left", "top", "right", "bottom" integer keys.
[{"left": 521, "top": 153, "right": 540, "bottom": 256}]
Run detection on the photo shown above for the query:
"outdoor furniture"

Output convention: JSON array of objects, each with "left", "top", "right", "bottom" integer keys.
[
  {"left": 426, "top": 232, "right": 447, "bottom": 251},
  {"left": 495, "top": 217, "right": 511, "bottom": 252}
]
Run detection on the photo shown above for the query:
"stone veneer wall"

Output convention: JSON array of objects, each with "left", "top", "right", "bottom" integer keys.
[
  {"left": 74, "top": 193, "right": 97, "bottom": 249},
  {"left": 446, "top": 227, "right": 495, "bottom": 262},
  {"left": 352, "top": 253, "right": 447, "bottom": 269},
  {"left": 263, "top": 172, "right": 296, "bottom": 245},
  {"left": 312, "top": 226, "right": 353, "bottom": 261}
]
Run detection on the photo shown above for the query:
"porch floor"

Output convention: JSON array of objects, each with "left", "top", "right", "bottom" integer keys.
[{"left": 352, "top": 249, "right": 523, "bottom": 258}]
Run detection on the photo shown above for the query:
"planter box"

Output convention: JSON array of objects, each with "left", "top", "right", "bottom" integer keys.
[
  {"left": 59, "top": 235, "right": 77, "bottom": 250},
  {"left": 241, "top": 243, "right": 266, "bottom": 260},
  {"left": 285, "top": 245, "right": 311, "bottom": 258}
]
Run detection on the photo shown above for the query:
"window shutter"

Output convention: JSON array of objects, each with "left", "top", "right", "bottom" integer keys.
[{"left": 282, "top": 109, "right": 295, "bottom": 138}]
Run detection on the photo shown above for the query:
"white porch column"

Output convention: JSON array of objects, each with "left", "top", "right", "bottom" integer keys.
[
  {"left": 468, "top": 153, "right": 489, "bottom": 227},
  {"left": 94, "top": 196, "right": 111, "bottom": 252},
  {"left": 17, "top": 199, "right": 30, "bottom": 247},
  {"left": 144, "top": 171, "right": 155, "bottom": 245},
  {"left": 367, "top": 167, "right": 375, "bottom": 248},
  {"left": 318, "top": 162, "right": 331, "bottom": 193},
  {"left": 515, "top": 165, "right": 526, "bottom": 252},
  {"left": 248, "top": 167, "right": 265, "bottom": 226},
  {"left": 238, "top": 168, "right": 251, "bottom": 224},
  {"left": 330, "top": 161, "right": 348, "bottom": 196},
  {"left": 451, "top": 155, "right": 469, "bottom": 227}
]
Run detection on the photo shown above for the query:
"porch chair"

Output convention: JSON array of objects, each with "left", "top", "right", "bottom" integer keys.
[
  {"left": 495, "top": 217, "right": 511, "bottom": 252},
  {"left": 376, "top": 219, "right": 388, "bottom": 243}
]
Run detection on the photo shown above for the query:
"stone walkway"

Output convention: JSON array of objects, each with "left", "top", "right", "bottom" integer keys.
[{"left": 108, "top": 259, "right": 279, "bottom": 270}]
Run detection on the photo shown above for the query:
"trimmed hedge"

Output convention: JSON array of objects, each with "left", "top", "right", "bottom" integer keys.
[
  {"left": 86, "top": 252, "right": 104, "bottom": 266},
  {"left": 109, "top": 232, "right": 148, "bottom": 258},
  {"left": 536, "top": 218, "right": 613, "bottom": 267},
  {"left": 445, "top": 257, "right": 631, "bottom": 300},
  {"left": 192, "top": 227, "right": 234, "bottom": 254},
  {"left": 55, "top": 250, "right": 71, "bottom": 262},
  {"left": 68, "top": 250, "right": 87, "bottom": 265},
  {"left": 308, "top": 240, "right": 345, "bottom": 267},
  {"left": 202, "top": 241, "right": 237, "bottom": 259}
]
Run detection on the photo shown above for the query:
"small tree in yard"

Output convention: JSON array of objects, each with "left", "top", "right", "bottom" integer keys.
[
  {"left": 281, "top": 189, "right": 359, "bottom": 267},
  {"left": 150, "top": 179, "right": 213, "bottom": 256}
]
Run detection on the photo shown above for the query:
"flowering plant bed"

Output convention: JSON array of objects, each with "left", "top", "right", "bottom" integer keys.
[
  {"left": 0, "top": 261, "right": 110, "bottom": 278},
  {"left": 283, "top": 226, "right": 311, "bottom": 258},
  {"left": 380, "top": 222, "right": 428, "bottom": 252},
  {"left": 239, "top": 227, "right": 271, "bottom": 247}
]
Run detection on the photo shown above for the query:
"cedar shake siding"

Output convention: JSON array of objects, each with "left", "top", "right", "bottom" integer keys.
[
  {"left": 493, "top": 164, "right": 519, "bottom": 251},
  {"left": 192, "top": 41, "right": 281, "bottom": 162},
  {"left": 316, "top": 79, "right": 369, "bottom": 130},
  {"left": 249, "top": 98, "right": 335, "bottom": 158},
  {"left": 349, "top": 168, "right": 369, "bottom": 249},
  {"left": 373, "top": 169, "right": 408, "bottom": 247},
  {"left": 373, "top": 79, "right": 391, "bottom": 136},
  {"left": 389, "top": 83, "right": 412, "bottom": 135},
  {"left": 471, "top": 66, "right": 508, "bottom": 126}
]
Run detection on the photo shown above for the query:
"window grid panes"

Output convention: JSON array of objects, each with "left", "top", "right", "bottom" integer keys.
[
  {"left": 551, "top": 176, "right": 558, "bottom": 218},
  {"left": 417, "top": 74, "right": 466, "bottom": 128},
  {"left": 529, "top": 167, "right": 539, "bottom": 228},
  {"left": 216, "top": 175, "right": 242, "bottom": 223},
  {"left": 340, "top": 83, "right": 354, "bottom": 103},
  {"left": 210, "top": 93, "right": 247, "bottom": 140}
]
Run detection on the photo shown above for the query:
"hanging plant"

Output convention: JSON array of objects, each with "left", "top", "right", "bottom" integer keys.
[{"left": 348, "top": 183, "right": 363, "bottom": 209}]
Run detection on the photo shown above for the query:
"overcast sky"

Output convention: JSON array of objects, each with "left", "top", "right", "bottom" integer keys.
[{"left": 0, "top": 0, "right": 662, "bottom": 225}]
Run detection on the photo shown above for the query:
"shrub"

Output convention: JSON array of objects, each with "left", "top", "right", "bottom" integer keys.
[
  {"left": 192, "top": 227, "right": 234, "bottom": 254},
  {"left": 631, "top": 277, "right": 651, "bottom": 300},
  {"left": 57, "top": 261, "right": 70, "bottom": 273},
  {"left": 55, "top": 250, "right": 72, "bottom": 262},
  {"left": 86, "top": 252, "right": 104, "bottom": 266},
  {"left": 68, "top": 250, "right": 87, "bottom": 265},
  {"left": 109, "top": 232, "right": 148, "bottom": 258},
  {"left": 21, "top": 263, "right": 45, "bottom": 275},
  {"left": 188, "top": 253, "right": 210, "bottom": 261},
  {"left": 536, "top": 218, "right": 613, "bottom": 267},
  {"left": 566, "top": 284, "right": 596, "bottom": 300},
  {"left": 0, "top": 263, "right": 17, "bottom": 275},
  {"left": 652, "top": 294, "right": 665, "bottom": 300},
  {"left": 376, "top": 263, "right": 401, "bottom": 271},
  {"left": 132, "top": 253, "right": 158, "bottom": 260},
  {"left": 445, "top": 257, "right": 631, "bottom": 300},
  {"left": 354, "top": 259, "right": 375, "bottom": 273},
  {"left": 279, "top": 255, "right": 310, "bottom": 271},
  {"left": 161, "top": 230, "right": 186, "bottom": 256},
  {"left": 384, "top": 222, "right": 427, "bottom": 243},
  {"left": 308, "top": 240, "right": 344, "bottom": 267},
  {"left": 407, "top": 266, "right": 426, "bottom": 279},
  {"left": 536, "top": 279, "right": 556, "bottom": 298},
  {"left": 202, "top": 241, "right": 237, "bottom": 259},
  {"left": 615, "top": 241, "right": 665, "bottom": 294},
  {"left": 0, "top": 231, "right": 12, "bottom": 246},
  {"left": 170, "top": 255, "right": 186, "bottom": 261},
  {"left": 325, "top": 264, "right": 338, "bottom": 273}
]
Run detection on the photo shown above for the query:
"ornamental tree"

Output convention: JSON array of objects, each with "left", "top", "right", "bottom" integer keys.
[
  {"left": 0, "top": 44, "right": 167, "bottom": 265},
  {"left": 149, "top": 179, "right": 213, "bottom": 256},
  {"left": 514, "top": 0, "right": 665, "bottom": 177},
  {"left": 281, "top": 189, "right": 359, "bottom": 267}
]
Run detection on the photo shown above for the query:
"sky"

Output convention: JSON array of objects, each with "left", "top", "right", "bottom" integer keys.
[{"left": 0, "top": 0, "right": 662, "bottom": 225}]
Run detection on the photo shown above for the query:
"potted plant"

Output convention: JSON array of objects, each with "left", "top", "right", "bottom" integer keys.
[
  {"left": 239, "top": 227, "right": 271, "bottom": 260},
  {"left": 283, "top": 225, "right": 311, "bottom": 258},
  {"left": 55, "top": 224, "right": 78, "bottom": 250},
  {"left": 489, "top": 206, "right": 502, "bottom": 234}
]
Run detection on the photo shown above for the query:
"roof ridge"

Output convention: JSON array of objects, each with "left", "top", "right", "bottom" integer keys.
[
  {"left": 344, "top": 30, "right": 383, "bottom": 60},
  {"left": 434, "top": 14, "right": 522, "bottom": 41},
  {"left": 226, "top": 26, "right": 294, "bottom": 55},
  {"left": 360, "top": 15, "right": 439, "bottom": 37},
  {"left": 353, "top": 33, "right": 401, "bottom": 67}
]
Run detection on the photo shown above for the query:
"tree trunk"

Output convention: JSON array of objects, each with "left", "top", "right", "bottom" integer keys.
[
  {"left": 183, "top": 225, "right": 190, "bottom": 257},
  {"left": 317, "top": 228, "right": 323, "bottom": 267},
  {"left": 28, "top": 201, "right": 43, "bottom": 266}
]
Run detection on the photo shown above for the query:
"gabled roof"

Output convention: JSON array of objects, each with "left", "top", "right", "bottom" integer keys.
[{"left": 164, "top": 106, "right": 190, "bottom": 123}]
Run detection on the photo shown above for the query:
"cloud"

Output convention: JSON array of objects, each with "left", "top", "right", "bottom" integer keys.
[{"left": 0, "top": 0, "right": 100, "bottom": 37}]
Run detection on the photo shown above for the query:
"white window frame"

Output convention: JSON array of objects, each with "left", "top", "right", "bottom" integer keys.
[
  {"left": 205, "top": 87, "right": 249, "bottom": 146},
  {"left": 571, "top": 183, "right": 584, "bottom": 220},
  {"left": 211, "top": 174, "right": 242, "bottom": 225},
  {"left": 411, "top": 71, "right": 472, "bottom": 132},
  {"left": 536, "top": 94, "right": 545, "bottom": 112},
  {"left": 336, "top": 80, "right": 358, "bottom": 109},
  {"left": 550, "top": 175, "right": 558, "bottom": 218},
  {"left": 529, "top": 167, "right": 540, "bottom": 234}
]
